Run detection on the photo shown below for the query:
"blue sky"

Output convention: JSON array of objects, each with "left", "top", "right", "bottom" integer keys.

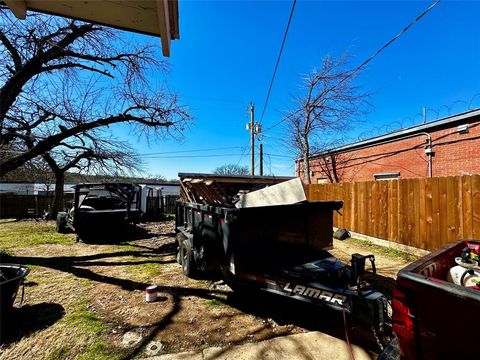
[{"left": 120, "top": 0, "right": 480, "bottom": 180}]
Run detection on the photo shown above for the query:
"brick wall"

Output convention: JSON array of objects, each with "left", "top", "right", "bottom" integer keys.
[{"left": 299, "top": 116, "right": 480, "bottom": 183}]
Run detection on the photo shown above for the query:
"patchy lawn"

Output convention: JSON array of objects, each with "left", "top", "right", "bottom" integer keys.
[
  {"left": 0, "top": 219, "right": 76, "bottom": 249},
  {"left": 0, "top": 220, "right": 417, "bottom": 359}
]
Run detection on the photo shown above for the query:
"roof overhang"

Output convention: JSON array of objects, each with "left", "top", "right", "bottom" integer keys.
[{"left": 3, "top": 0, "right": 179, "bottom": 56}]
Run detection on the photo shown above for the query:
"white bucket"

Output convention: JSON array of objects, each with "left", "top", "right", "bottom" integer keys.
[{"left": 145, "top": 285, "right": 158, "bottom": 302}]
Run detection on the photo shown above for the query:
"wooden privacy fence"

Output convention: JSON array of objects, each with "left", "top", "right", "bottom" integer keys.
[
  {"left": 0, "top": 195, "right": 54, "bottom": 218},
  {"left": 163, "top": 195, "right": 179, "bottom": 214},
  {"left": 308, "top": 174, "right": 480, "bottom": 251}
]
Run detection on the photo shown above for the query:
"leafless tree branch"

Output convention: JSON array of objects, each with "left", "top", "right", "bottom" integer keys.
[{"left": 285, "top": 53, "right": 370, "bottom": 184}]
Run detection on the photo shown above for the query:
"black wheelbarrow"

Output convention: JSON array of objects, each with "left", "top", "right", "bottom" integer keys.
[{"left": 0, "top": 263, "right": 30, "bottom": 317}]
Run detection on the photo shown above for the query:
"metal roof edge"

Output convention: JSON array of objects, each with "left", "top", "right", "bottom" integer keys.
[
  {"left": 178, "top": 172, "right": 294, "bottom": 181},
  {"left": 306, "top": 108, "right": 480, "bottom": 160}
]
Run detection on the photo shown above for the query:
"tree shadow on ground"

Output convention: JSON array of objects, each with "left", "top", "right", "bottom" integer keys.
[
  {"left": 124, "top": 242, "right": 178, "bottom": 256},
  {"left": 0, "top": 227, "right": 391, "bottom": 358},
  {"left": 0, "top": 251, "right": 230, "bottom": 357},
  {"left": 0, "top": 302, "right": 65, "bottom": 345},
  {"left": 78, "top": 224, "right": 158, "bottom": 244}
]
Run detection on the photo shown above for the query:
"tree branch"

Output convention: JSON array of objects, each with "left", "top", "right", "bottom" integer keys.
[
  {"left": 42, "top": 63, "right": 114, "bottom": 78},
  {"left": 0, "top": 30, "right": 22, "bottom": 70}
]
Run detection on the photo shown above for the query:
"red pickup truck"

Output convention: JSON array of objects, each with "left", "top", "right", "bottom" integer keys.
[{"left": 381, "top": 240, "right": 480, "bottom": 359}]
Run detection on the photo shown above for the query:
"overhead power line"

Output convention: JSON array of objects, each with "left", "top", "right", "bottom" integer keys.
[
  {"left": 139, "top": 146, "right": 243, "bottom": 156},
  {"left": 141, "top": 152, "right": 291, "bottom": 160},
  {"left": 141, "top": 153, "right": 246, "bottom": 159},
  {"left": 259, "top": 0, "right": 297, "bottom": 124},
  {"left": 263, "top": 0, "right": 442, "bottom": 133}
]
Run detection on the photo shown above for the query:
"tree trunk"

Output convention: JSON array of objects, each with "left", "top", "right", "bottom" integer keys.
[
  {"left": 303, "top": 151, "right": 311, "bottom": 184},
  {"left": 301, "top": 132, "right": 311, "bottom": 185},
  {"left": 49, "top": 170, "right": 65, "bottom": 219},
  {"left": 331, "top": 155, "right": 340, "bottom": 183}
]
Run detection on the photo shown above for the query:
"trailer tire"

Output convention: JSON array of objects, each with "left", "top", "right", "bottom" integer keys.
[
  {"left": 196, "top": 224, "right": 217, "bottom": 273},
  {"left": 176, "top": 232, "right": 187, "bottom": 265},
  {"left": 56, "top": 213, "right": 67, "bottom": 233},
  {"left": 180, "top": 239, "right": 196, "bottom": 277}
]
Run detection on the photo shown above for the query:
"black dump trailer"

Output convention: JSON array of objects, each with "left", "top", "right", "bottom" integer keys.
[
  {"left": 56, "top": 183, "right": 142, "bottom": 241},
  {"left": 175, "top": 173, "right": 392, "bottom": 349}
]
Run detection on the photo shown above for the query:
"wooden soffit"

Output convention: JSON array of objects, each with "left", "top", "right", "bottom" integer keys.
[{"left": 3, "top": 0, "right": 179, "bottom": 56}]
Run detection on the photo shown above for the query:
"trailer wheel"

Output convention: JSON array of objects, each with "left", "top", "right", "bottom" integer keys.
[
  {"left": 180, "top": 239, "right": 196, "bottom": 277},
  {"left": 196, "top": 224, "right": 217, "bottom": 273},
  {"left": 176, "top": 233, "right": 187, "bottom": 265},
  {"left": 56, "top": 213, "right": 67, "bottom": 233}
]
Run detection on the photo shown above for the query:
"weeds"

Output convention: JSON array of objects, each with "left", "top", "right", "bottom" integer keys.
[
  {"left": 60, "top": 297, "right": 123, "bottom": 360},
  {"left": 204, "top": 292, "right": 229, "bottom": 310},
  {"left": 45, "top": 346, "right": 69, "bottom": 360},
  {"left": 125, "top": 256, "right": 165, "bottom": 280},
  {"left": 348, "top": 238, "right": 419, "bottom": 262}
]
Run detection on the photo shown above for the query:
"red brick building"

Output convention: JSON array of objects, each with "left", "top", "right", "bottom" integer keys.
[{"left": 297, "top": 109, "right": 480, "bottom": 183}]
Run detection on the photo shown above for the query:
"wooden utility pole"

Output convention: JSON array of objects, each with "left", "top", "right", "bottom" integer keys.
[
  {"left": 250, "top": 103, "right": 255, "bottom": 176},
  {"left": 246, "top": 103, "right": 261, "bottom": 176},
  {"left": 259, "top": 143, "right": 263, "bottom": 176}
]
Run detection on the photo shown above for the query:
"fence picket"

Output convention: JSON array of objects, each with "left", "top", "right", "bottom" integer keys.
[{"left": 308, "top": 174, "right": 479, "bottom": 251}]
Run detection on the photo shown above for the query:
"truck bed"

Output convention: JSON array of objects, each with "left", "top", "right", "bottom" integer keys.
[{"left": 392, "top": 240, "right": 480, "bottom": 359}]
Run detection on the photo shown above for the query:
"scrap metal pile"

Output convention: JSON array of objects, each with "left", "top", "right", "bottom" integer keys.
[{"left": 178, "top": 172, "right": 298, "bottom": 208}]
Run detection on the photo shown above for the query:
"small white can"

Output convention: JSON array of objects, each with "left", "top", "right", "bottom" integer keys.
[{"left": 145, "top": 285, "right": 158, "bottom": 302}]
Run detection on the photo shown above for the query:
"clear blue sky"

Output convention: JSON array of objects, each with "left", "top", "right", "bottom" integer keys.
[{"left": 120, "top": 0, "right": 480, "bottom": 180}]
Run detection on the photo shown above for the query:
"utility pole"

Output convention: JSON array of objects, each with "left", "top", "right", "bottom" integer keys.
[
  {"left": 246, "top": 103, "right": 261, "bottom": 176},
  {"left": 259, "top": 143, "right": 263, "bottom": 176},
  {"left": 250, "top": 103, "right": 255, "bottom": 176}
]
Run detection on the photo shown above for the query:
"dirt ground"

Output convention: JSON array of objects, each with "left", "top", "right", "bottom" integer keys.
[{"left": 0, "top": 220, "right": 417, "bottom": 360}]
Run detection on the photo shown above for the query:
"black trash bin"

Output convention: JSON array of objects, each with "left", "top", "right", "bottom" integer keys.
[{"left": 0, "top": 263, "right": 30, "bottom": 316}]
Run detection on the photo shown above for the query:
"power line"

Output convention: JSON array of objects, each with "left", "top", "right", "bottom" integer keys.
[
  {"left": 141, "top": 152, "right": 291, "bottom": 160},
  {"left": 259, "top": 0, "right": 297, "bottom": 124},
  {"left": 263, "top": 0, "right": 442, "bottom": 133},
  {"left": 235, "top": 143, "right": 250, "bottom": 166},
  {"left": 265, "top": 153, "right": 292, "bottom": 159},
  {"left": 141, "top": 153, "right": 246, "bottom": 159},
  {"left": 139, "top": 146, "right": 243, "bottom": 156}
]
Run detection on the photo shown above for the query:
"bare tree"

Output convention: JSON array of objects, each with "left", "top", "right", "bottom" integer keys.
[
  {"left": 285, "top": 54, "right": 369, "bottom": 184},
  {"left": 42, "top": 138, "right": 143, "bottom": 217},
  {"left": 0, "top": 10, "right": 191, "bottom": 177},
  {"left": 213, "top": 164, "right": 249, "bottom": 176},
  {"left": 314, "top": 153, "right": 352, "bottom": 183}
]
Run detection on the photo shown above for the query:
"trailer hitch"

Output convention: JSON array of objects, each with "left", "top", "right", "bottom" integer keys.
[{"left": 350, "top": 253, "right": 376, "bottom": 287}]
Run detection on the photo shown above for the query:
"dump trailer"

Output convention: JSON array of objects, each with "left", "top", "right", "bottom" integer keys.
[
  {"left": 56, "top": 183, "right": 142, "bottom": 241},
  {"left": 175, "top": 173, "right": 392, "bottom": 349}
]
